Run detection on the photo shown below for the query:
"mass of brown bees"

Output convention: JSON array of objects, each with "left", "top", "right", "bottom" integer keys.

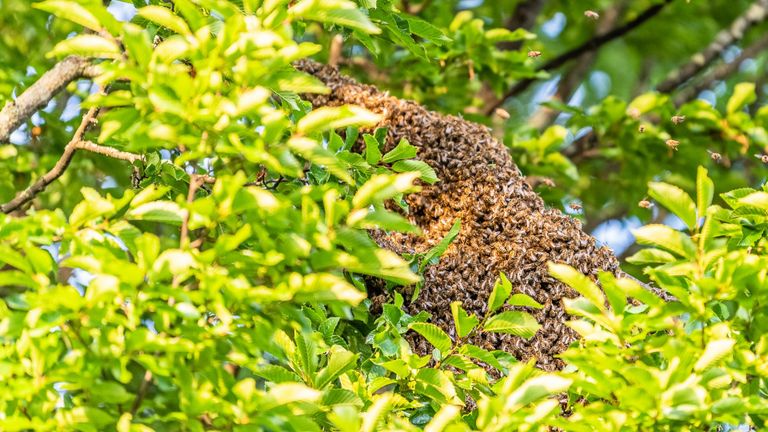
[{"left": 297, "top": 60, "right": 620, "bottom": 371}]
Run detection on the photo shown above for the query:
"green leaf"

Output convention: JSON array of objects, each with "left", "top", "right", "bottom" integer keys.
[
  {"left": 504, "top": 374, "right": 572, "bottom": 410},
  {"left": 254, "top": 365, "right": 302, "bottom": 383},
  {"left": 419, "top": 219, "right": 461, "bottom": 271},
  {"left": 739, "top": 191, "right": 768, "bottom": 210},
  {"left": 403, "top": 16, "right": 451, "bottom": 43},
  {"left": 34, "top": 1, "right": 101, "bottom": 31},
  {"left": 648, "top": 182, "right": 697, "bottom": 231},
  {"left": 450, "top": 301, "right": 479, "bottom": 338},
  {"left": 483, "top": 311, "right": 540, "bottom": 339},
  {"left": 392, "top": 160, "right": 438, "bottom": 184},
  {"left": 363, "top": 134, "right": 382, "bottom": 165},
  {"left": 632, "top": 224, "right": 697, "bottom": 258},
  {"left": 410, "top": 322, "right": 452, "bottom": 353},
  {"left": 352, "top": 173, "right": 419, "bottom": 208},
  {"left": 381, "top": 139, "right": 418, "bottom": 163},
  {"left": 288, "top": 137, "right": 354, "bottom": 184},
  {"left": 459, "top": 345, "right": 504, "bottom": 370},
  {"left": 125, "top": 201, "right": 183, "bottom": 225},
  {"left": 414, "top": 368, "right": 459, "bottom": 404},
  {"left": 626, "top": 248, "right": 677, "bottom": 265},
  {"left": 694, "top": 339, "right": 736, "bottom": 372},
  {"left": 726, "top": 82, "right": 756, "bottom": 114},
  {"left": 137, "top": 5, "right": 192, "bottom": 36},
  {"left": 548, "top": 263, "right": 606, "bottom": 312},
  {"left": 49, "top": 35, "right": 121, "bottom": 59},
  {"left": 488, "top": 273, "right": 513, "bottom": 313},
  {"left": 297, "top": 105, "right": 381, "bottom": 136},
  {"left": 507, "top": 293, "right": 543, "bottom": 309},
  {"left": 316, "top": 346, "right": 359, "bottom": 388},
  {"left": 696, "top": 166, "right": 714, "bottom": 220},
  {"left": 291, "top": 0, "right": 381, "bottom": 34}
]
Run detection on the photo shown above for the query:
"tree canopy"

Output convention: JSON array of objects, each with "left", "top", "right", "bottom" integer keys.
[{"left": 1, "top": 0, "right": 767, "bottom": 431}]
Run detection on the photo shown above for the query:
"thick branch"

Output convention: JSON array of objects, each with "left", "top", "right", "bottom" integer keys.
[
  {"left": 486, "top": 0, "right": 673, "bottom": 114},
  {"left": 657, "top": 0, "right": 768, "bottom": 93},
  {"left": 674, "top": 33, "right": 768, "bottom": 105},
  {"left": 0, "top": 56, "right": 99, "bottom": 143}
]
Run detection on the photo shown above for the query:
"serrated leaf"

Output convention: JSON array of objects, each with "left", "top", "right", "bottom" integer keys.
[
  {"left": 392, "top": 160, "right": 438, "bottom": 184},
  {"left": 483, "top": 311, "right": 540, "bottom": 339},
  {"left": 316, "top": 346, "right": 359, "bottom": 388},
  {"left": 288, "top": 137, "right": 354, "bottom": 184},
  {"left": 352, "top": 172, "right": 419, "bottom": 208},
  {"left": 297, "top": 105, "right": 381, "bottom": 135},
  {"left": 632, "top": 224, "right": 697, "bottom": 258},
  {"left": 548, "top": 263, "right": 605, "bottom": 312},
  {"left": 626, "top": 248, "right": 678, "bottom": 265},
  {"left": 254, "top": 365, "right": 302, "bottom": 383},
  {"left": 459, "top": 345, "right": 504, "bottom": 370},
  {"left": 363, "top": 134, "right": 382, "bottom": 165},
  {"left": 410, "top": 322, "right": 452, "bottom": 353},
  {"left": 504, "top": 375, "right": 572, "bottom": 410},
  {"left": 727, "top": 82, "right": 756, "bottom": 114},
  {"left": 694, "top": 339, "right": 736, "bottom": 372},
  {"left": 49, "top": 35, "right": 121, "bottom": 59},
  {"left": 403, "top": 16, "right": 451, "bottom": 43},
  {"left": 507, "top": 293, "right": 543, "bottom": 309},
  {"left": 34, "top": 1, "right": 101, "bottom": 31},
  {"left": 648, "top": 182, "right": 697, "bottom": 231},
  {"left": 696, "top": 166, "right": 714, "bottom": 220},
  {"left": 291, "top": 0, "right": 381, "bottom": 34},
  {"left": 739, "top": 192, "right": 768, "bottom": 210},
  {"left": 382, "top": 139, "right": 418, "bottom": 163},
  {"left": 125, "top": 201, "right": 183, "bottom": 225},
  {"left": 450, "top": 301, "right": 479, "bottom": 338},
  {"left": 488, "top": 272, "right": 513, "bottom": 313},
  {"left": 137, "top": 6, "right": 191, "bottom": 36},
  {"left": 419, "top": 219, "right": 460, "bottom": 271}
]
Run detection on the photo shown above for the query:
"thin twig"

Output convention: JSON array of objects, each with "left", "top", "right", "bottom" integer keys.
[
  {"left": 486, "top": 0, "right": 674, "bottom": 115},
  {"left": 0, "top": 105, "right": 144, "bottom": 215},
  {"left": 0, "top": 56, "right": 99, "bottom": 143},
  {"left": 130, "top": 370, "right": 153, "bottom": 415},
  {"left": 328, "top": 34, "right": 344, "bottom": 67},
  {"left": 180, "top": 174, "right": 205, "bottom": 247},
  {"left": 674, "top": 32, "right": 768, "bottom": 105},
  {"left": 657, "top": 0, "right": 768, "bottom": 93}
]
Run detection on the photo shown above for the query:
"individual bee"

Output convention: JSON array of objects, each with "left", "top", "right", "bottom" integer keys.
[
  {"left": 638, "top": 198, "right": 653, "bottom": 209},
  {"left": 666, "top": 139, "right": 680, "bottom": 151},
  {"left": 638, "top": 125, "right": 646, "bottom": 133},
  {"left": 542, "top": 178, "right": 556, "bottom": 188},
  {"left": 671, "top": 115, "right": 686, "bottom": 125},
  {"left": 569, "top": 202, "right": 582, "bottom": 212},
  {"left": 584, "top": 10, "right": 600, "bottom": 20},
  {"left": 494, "top": 108, "right": 511, "bottom": 120},
  {"left": 528, "top": 49, "right": 542, "bottom": 58},
  {"left": 755, "top": 154, "right": 768, "bottom": 164},
  {"left": 707, "top": 150, "right": 722, "bottom": 163}
]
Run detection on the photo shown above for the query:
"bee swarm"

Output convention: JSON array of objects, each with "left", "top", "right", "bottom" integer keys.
[{"left": 297, "top": 60, "right": 619, "bottom": 371}]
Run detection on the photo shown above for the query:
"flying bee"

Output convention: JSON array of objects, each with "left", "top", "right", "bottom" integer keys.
[
  {"left": 584, "top": 10, "right": 600, "bottom": 20},
  {"left": 569, "top": 202, "right": 582, "bottom": 212},
  {"left": 494, "top": 108, "right": 511, "bottom": 120},
  {"left": 666, "top": 139, "right": 680, "bottom": 151},
  {"left": 542, "top": 178, "right": 556, "bottom": 188},
  {"left": 528, "top": 49, "right": 542, "bottom": 58},
  {"left": 707, "top": 150, "right": 722, "bottom": 163},
  {"left": 638, "top": 124, "right": 646, "bottom": 133},
  {"left": 671, "top": 115, "right": 686, "bottom": 125},
  {"left": 638, "top": 198, "right": 653, "bottom": 209},
  {"left": 755, "top": 154, "right": 768, "bottom": 164}
]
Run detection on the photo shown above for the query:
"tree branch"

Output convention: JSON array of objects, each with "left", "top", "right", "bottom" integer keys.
[
  {"left": 0, "top": 106, "right": 143, "bottom": 214},
  {"left": 499, "top": 0, "right": 546, "bottom": 51},
  {"left": 0, "top": 56, "right": 99, "bottom": 143},
  {"left": 486, "top": 0, "right": 674, "bottom": 115},
  {"left": 674, "top": 32, "right": 768, "bottom": 105},
  {"left": 656, "top": 0, "right": 768, "bottom": 93}
]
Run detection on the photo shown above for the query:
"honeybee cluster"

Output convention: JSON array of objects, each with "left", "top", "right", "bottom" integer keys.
[{"left": 297, "top": 60, "right": 619, "bottom": 371}]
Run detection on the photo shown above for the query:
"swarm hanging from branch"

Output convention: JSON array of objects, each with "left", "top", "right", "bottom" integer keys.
[{"left": 297, "top": 60, "right": 620, "bottom": 371}]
